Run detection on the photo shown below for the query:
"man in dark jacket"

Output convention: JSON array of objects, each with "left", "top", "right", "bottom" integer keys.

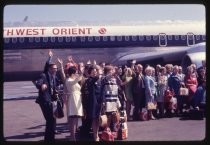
[
  {"left": 132, "top": 64, "right": 145, "bottom": 120},
  {"left": 35, "top": 52, "right": 60, "bottom": 141}
]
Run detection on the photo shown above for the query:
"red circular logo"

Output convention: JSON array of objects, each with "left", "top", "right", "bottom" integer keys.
[{"left": 98, "top": 28, "right": 107, "bottom": 34}]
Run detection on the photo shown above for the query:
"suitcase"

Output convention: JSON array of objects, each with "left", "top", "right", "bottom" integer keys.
[
  {"left": 100, "top": 127, "right": 114, "bottom": 141},
  {"left": 117, "top": 122, "right": 128, "bottom": 140},
  {"left": 139, "top": 108, "right": 149, "bottom": 121}
]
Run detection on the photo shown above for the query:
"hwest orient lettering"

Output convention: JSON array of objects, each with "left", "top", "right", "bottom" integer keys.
[
  {"left": 52, "top": 28, "right": 92, "bottom": 35},
  {"left": 4, "top": 28, "right": 46, "bottom": 36},
  {"left": 4, "top": 27, "right": 93, "bottom": 37}
]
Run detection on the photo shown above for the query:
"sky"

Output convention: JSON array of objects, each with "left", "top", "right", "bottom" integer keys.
[{"left": 3, "top": 4, "right": 205, "bottom": 23}]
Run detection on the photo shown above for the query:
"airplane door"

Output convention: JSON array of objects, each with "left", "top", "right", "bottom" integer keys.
[
  {"left": 187, "top": 32, "right": 195, "bottom": 46},
  {"left": 159, "top": 33, "right": 167, "bottom": 46}
]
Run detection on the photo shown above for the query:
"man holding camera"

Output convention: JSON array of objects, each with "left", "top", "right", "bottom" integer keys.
[{"left": 35, "top": 50, "right": 60, "bottom": 141}]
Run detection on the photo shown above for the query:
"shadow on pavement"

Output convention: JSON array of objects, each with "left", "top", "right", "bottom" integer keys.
[
  {"left": 4, "top": 96, "right": 37, "bottom": 101},
  {"left": 56, "top": 123, "right": 69, "bottom": 133},
  {"left": 26, "top": 124, "right": 45, "bottom": 130},
  {"left": 4, "top": 132, "right": 44, "bottom": 140}
]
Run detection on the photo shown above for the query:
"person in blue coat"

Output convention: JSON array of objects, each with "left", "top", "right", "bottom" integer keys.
[
  {"left": 192, "top": 79, "right": 206, "bottom": 111},
  {"left": 144, "top": 66, "right": 157, "bottom": 120}
]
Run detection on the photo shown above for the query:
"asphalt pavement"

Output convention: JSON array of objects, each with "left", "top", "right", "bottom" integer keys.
[{"left": 3, "top": 81, "right": 206, "bottom": 142}]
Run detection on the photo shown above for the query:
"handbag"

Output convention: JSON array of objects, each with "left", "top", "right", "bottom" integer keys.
[
  {"left": 53, "top": 99, "right": 64, "bottom": 119},
  {"left": 99, "top": 104, "right": 108, "bottom": 128},
  {"left": 179, "top": 86, "right": 189, "bottom": 96},
  {"left": 147, "top": 101, "right": 157, "bottom": 110},
  {"left": 99, "top": 115, "right": 108, "bottom": 128}
]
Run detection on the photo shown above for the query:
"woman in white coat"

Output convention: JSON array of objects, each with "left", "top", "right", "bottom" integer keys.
[{"left": 65, "top": 66, "right": 83, "bottom": 141}]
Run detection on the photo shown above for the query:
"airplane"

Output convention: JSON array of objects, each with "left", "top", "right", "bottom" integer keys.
[{"left": 3, "top": 20, "right": 206, "bottom": 81}]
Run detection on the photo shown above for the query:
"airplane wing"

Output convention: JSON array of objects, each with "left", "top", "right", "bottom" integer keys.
[
  {"left": 112, "top": 42, "right": 205, "bottom": 71},
  {"left": 112, "top": 47, "right": 189, "bottom": 64}
]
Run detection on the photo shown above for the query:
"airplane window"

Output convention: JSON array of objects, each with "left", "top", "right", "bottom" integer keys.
[
  {"left": 19, "top": 37, "right": 24, "bottom": 43},
  {"left": 196, "top": 35, "right": 200, "bottom": 40},
  {"left": 132, "top": 36, "right": 137, "bottom": 41},
  {"left": 202, "top": 35, "right": 206, "bottom": 40},
  {"left": 50, "top": 37, "right": 55, "bottom": 42},
  {"left": 4, "top": 38, "right": 10, "bottom": 43},
  {"left": 175, "top": 35, "right": 179, "bottom": 40},
  {"left": 181, "top": 35, "right": 186, "bottom": 40},
  {"left": 117, "top": 36, "right": 122, "bottom": 41},
  {"left": 103, "top": 36, "right": 108, "bottom": 41},
  {"left": 43, "top": 37, "right": 48, "bottom": 42},
  {"left": 146, "top": 35, "right": 151, "bottom": 41},
  {"left": 88, "top": 36, "right": 93, "bottom": 41},
  {"left": 12, "top": 38, "right": 17, "bottom": 43},
  {"left": 29, "top": 37, "right": 34, "bottom": 42},
  {"left": 35, "top": 37, "right": 40, "bottom": 42},
  {"left": 110, "top": 36, "right": 115, "bottom": 41},
  {"left": 81, "top": 36, "right": 86, "bottom": 42},
  {"left": 125, "top": 36, "right": 130, "bottom": 41},
  {"left": 167, "top": 35, "right": 172, "bottom": 40},
  {"left": 65, "top": 37, "right": 71, "bottom": 42},
  {"left": 58, "top": 37, "right": 63, "bottom": 42},
  {"left": 72, "top": 37, "right": 76, "bottom": 42},
  {"left": 139, "top": 35, "right": 144, "bottom": 41},
  {"left": 95, "top": 36, "right": 100, "bottom": 41},
  {"left": 153, "top": 35, "right": 158, "bottom": 40}
]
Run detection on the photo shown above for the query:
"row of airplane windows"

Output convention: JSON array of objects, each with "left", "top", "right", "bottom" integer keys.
[{"left": 4, "top": 35, "right": 205, "bottom": 44}]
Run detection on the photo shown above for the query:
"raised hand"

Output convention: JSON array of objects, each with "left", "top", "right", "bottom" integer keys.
[
  {"left": 57, "top": 58, "right": 63, "bottom": 65},
  {"left": 68, "top": 55, "right": 73, "bottom": 62},
  {"left": 93, "top": 60, "right": 97, "bottom": 65},
  {"left": 87, "top": 60, "right": 91, "bottom": 65},
  {"left": 41, "top": 84, "right": 47, "bottom": 91},
  {"left": 49, "top": 49, "right": 53, "bottom": 57}
]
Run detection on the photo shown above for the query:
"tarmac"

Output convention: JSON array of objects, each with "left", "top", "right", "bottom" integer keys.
[{"left": 2, "top": 81, "right": 207, "bottom": 142}]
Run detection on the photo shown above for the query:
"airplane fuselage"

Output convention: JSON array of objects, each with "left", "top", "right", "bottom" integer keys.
[{"left": 3, "top": 21, "right": 206, "bottom": 81}]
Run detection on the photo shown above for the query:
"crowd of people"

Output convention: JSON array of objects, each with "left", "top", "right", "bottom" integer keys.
[{"left": 34, "top": 50, "right": 206, "bottom": 141}]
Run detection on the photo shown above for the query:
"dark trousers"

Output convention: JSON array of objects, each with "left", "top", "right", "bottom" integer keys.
[
  {"left": 176, "top": 95, "right": 184, "bottom": 114},
  {"left": 132, "top": 93, "right": 145, "bottom": 120},
  {"left": 157, "top": 102, "right": 164, "bottom": 118},
  {"left": 199, "top": 103, "right": 206, "bottom": 117},
  {"left": 39, "top": 102, "right": 56, "bottom": 141},
  {"left": 79, "top": 118, "right": 93, "bottom": 140}
]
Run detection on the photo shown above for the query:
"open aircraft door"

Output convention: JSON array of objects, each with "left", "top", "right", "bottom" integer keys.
[
  {"left": 159, "top": 33, "right": 167, "bottom": 46},
  {"left": 187, "top": 32, "right": 195, "bottom": 46}
]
